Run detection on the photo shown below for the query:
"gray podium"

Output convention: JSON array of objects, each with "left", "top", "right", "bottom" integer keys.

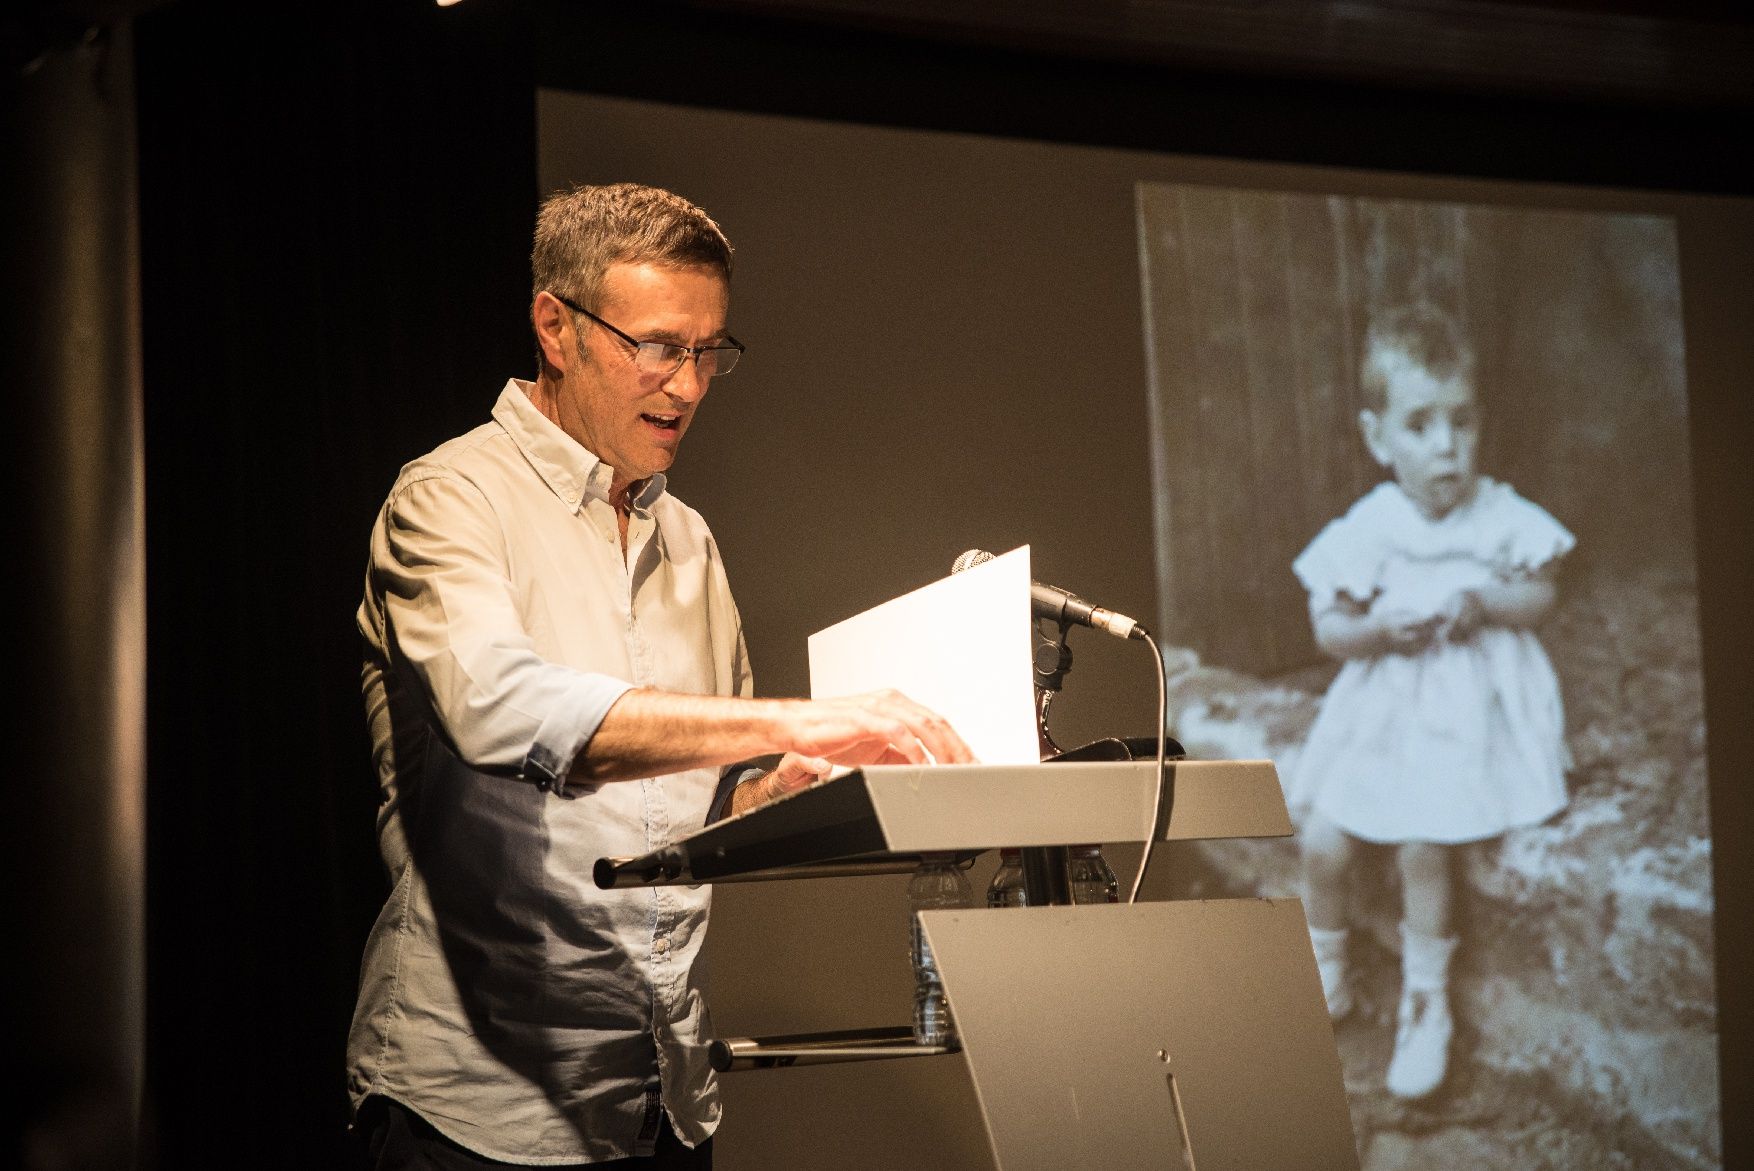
[{"left": 597, "top": 760, "right": 1359, "bottom": 1171}]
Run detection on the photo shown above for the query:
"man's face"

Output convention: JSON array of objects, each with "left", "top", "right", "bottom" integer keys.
[{"left": 555, "top": 261, "right": 730, "bottom": 494}]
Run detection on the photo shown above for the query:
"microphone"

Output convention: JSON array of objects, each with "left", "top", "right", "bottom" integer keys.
[{"left": 951, "top": 549, "right": 1149, "bottom": 641}]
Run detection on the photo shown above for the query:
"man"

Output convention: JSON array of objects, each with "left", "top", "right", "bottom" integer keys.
[{"left": 348, "top": 183, "right": 971, "bottom": 1168}]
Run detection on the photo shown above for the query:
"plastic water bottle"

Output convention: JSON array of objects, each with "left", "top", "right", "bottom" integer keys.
[
  {"left": 1069, "top": 845, "right": 1120, "bottom": 905},
  {"left": 910, "top": 856, "right": 971, "bottom": 1045},
  {"left": 986, "top": 848, "right": 1027, "bottom": 908}
]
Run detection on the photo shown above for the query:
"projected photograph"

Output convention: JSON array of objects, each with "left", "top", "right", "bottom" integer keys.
[{"left": 1136, "top": 183, "right": 1718, "bottom": 1170}]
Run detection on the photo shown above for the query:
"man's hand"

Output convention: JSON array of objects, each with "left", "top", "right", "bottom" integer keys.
[
  {"left": 728, "top": 751, "right": 833, "bottom": 817},
  {"left": 578, "top": 688, "right": 974, "bottom": 790},
  {"left": 727, "top": 691, "right": 977, "bottom": 816},
  {"left": 779, "top": 689, "right": 976, "bottom": 768}
]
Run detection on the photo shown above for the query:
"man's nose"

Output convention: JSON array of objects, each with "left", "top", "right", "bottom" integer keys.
[{"left": 662, "top": 356, "right": 709, "bottom": 402}]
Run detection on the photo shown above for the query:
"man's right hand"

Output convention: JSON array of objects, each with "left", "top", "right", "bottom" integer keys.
[
  {"left": 577, "top": 687, "right": 975, "bottom": 789},
  {"left": 727, "top": 692, "right": 975, "bottom": 816},
  {"left": 780, "top": 689, "right": 977, "bottom": 769}
]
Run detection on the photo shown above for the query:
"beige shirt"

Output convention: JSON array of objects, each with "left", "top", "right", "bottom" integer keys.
[{"left": 348, "top": 380, "right": 750, "bottom": 1162}]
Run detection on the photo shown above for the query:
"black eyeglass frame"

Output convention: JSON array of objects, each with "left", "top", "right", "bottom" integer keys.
[{"left": 552, "top": 293, "right": 744, "bottom": 377}]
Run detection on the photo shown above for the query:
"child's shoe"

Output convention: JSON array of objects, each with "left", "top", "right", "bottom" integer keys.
[
  {"left": 1308, "top": 925, "right": 1353, "bottom": 1019},
  {"left": 1385, "top": 927, "right": 1459, "bottom": 1099}
]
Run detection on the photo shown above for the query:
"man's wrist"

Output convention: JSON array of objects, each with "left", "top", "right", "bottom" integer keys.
[{"left": 731, "top": 697, "right": 797, "bottom": 757}]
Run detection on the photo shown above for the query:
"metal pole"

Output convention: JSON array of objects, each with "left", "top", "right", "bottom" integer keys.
[{"left": 1020, "top": 845, "right": 1074, "bottom": 906}]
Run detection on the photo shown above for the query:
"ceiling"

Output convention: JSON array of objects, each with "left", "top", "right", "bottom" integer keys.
[{"left": 703, "top": 0, "right": 1754, "bottom": 108}]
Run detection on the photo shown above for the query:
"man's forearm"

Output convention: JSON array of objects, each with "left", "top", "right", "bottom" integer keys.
[
  {"left": 573, "top": 685, "right": 977, "bottom": 790},
  {"left": 571, "top": 690, "right": 792, "bottom": 785}
]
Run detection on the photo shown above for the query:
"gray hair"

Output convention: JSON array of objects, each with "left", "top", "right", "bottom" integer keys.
[{"left": 531, "top": 183, "right": 733, "bottom": 311}]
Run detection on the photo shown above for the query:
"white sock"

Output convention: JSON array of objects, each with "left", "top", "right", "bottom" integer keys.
[{"left": 1400, "top": 925, "right": 1458, "bottom": 993}]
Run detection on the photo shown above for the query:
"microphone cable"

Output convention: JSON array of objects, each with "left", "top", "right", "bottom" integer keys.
[{"left": 1127, "top": 630, "right": 1172, "bottom": 905}]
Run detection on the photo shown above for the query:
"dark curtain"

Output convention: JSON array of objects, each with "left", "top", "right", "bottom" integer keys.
[{"left": 134, "top": 1, "right": 535, "bottom": 1163}]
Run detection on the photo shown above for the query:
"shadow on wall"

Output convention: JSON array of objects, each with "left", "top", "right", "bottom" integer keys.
[{"left": 1162, "top": 557, "right": 1718, "bottom": 1171}]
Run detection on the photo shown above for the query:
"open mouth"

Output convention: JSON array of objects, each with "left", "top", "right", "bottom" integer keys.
[{"left": 641, "top": 413, "right": 681, "bottom": 431}]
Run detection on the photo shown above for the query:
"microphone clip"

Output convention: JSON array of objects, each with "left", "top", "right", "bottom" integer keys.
[{"left": 1033, "top": 617, "right": 1075, "bottom": 692}]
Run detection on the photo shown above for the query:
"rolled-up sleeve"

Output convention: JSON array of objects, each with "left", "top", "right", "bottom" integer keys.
[{"left": 373, "top": 471, "right": 631, "bottom": 786}]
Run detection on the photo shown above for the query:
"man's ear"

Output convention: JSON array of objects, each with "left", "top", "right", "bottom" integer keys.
[
  {"left": 1359, "top": 409, "right": 1390, "bottom": 468},
  {"left": 531, "top": 291, "right": 573, "bottom": 372}
]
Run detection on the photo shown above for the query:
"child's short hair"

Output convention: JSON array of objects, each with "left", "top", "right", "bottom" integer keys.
[{"left": 1360, "top": 304, "right": 1474, "bottom": 413}]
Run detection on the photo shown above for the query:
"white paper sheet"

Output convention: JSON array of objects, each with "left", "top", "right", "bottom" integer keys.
[{"left": 807, "top": 545, "right": 1039, "bottom": 767}]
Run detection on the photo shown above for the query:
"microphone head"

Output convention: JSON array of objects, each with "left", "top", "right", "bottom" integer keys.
[{"left": 951, "top": 548, "right": 995, "bottom": 574}]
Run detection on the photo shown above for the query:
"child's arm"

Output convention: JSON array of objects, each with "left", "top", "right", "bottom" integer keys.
[
  {"left": 1312, "top": 593, "right": 1440, "bottom": 660},
  {"left": 1443, "top": 565, "right": 1559, "bottom": 640}
]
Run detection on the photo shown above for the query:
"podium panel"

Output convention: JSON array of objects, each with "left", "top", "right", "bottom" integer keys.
[
  {"left": 925, "top": 899, "right": 1359, "bottom": 1171},
  {"left": 604, "top": 760, "right": 1356, "bottom": 1169}
]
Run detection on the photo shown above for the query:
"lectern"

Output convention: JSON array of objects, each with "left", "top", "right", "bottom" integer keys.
[{"left": 597, "top": 759, "right": 1359, "bottom": 1171}]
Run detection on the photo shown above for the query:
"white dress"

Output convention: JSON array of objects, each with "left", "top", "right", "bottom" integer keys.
[{"left": 1289, "top": 478, "right": 1574, "bottom": 844}]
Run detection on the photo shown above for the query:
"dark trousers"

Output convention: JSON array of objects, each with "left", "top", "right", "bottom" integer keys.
[{"left": 358, "top": 1097, "right": 712, "bottom": 1171}]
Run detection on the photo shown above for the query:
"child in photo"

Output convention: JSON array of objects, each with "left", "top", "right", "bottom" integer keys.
[{"left": 1292, "top": 304, "right": 1574, "bottom": 1100}]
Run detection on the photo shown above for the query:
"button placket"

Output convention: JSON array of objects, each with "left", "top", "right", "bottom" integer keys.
[{"left": 624, "top": 512, "right": 658, "bottom": 686}]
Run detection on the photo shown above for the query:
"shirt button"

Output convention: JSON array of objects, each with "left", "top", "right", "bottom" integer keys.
[{"left": 653, "top": 938, "right": 670, "bottom": 956}]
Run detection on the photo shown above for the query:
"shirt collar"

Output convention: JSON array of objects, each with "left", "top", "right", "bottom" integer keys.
[{"left": 492, "top": 379, "right": 668, "bottom": 514}]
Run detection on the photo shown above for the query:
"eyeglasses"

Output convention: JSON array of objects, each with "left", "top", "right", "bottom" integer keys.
[{"left": 553, "top": 293, "right": 744, "bottom": 378}]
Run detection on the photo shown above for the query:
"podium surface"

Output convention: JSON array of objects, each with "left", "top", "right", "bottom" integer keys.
[{"left": 596, "top": 759, "right": 1292, "bottom": 889}]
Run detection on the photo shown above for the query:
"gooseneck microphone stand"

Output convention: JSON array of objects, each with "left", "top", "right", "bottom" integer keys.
[{"left": 1022, "top": 619, "right": 1075, "bottom": 906}]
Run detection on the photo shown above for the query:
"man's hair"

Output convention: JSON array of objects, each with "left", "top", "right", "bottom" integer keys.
[
  {"left": 1360, "top": 304, "right": 1474, "bottom": 413},
  {"left": 531, "top": 183, "right": 733, "bottom": 310}
]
